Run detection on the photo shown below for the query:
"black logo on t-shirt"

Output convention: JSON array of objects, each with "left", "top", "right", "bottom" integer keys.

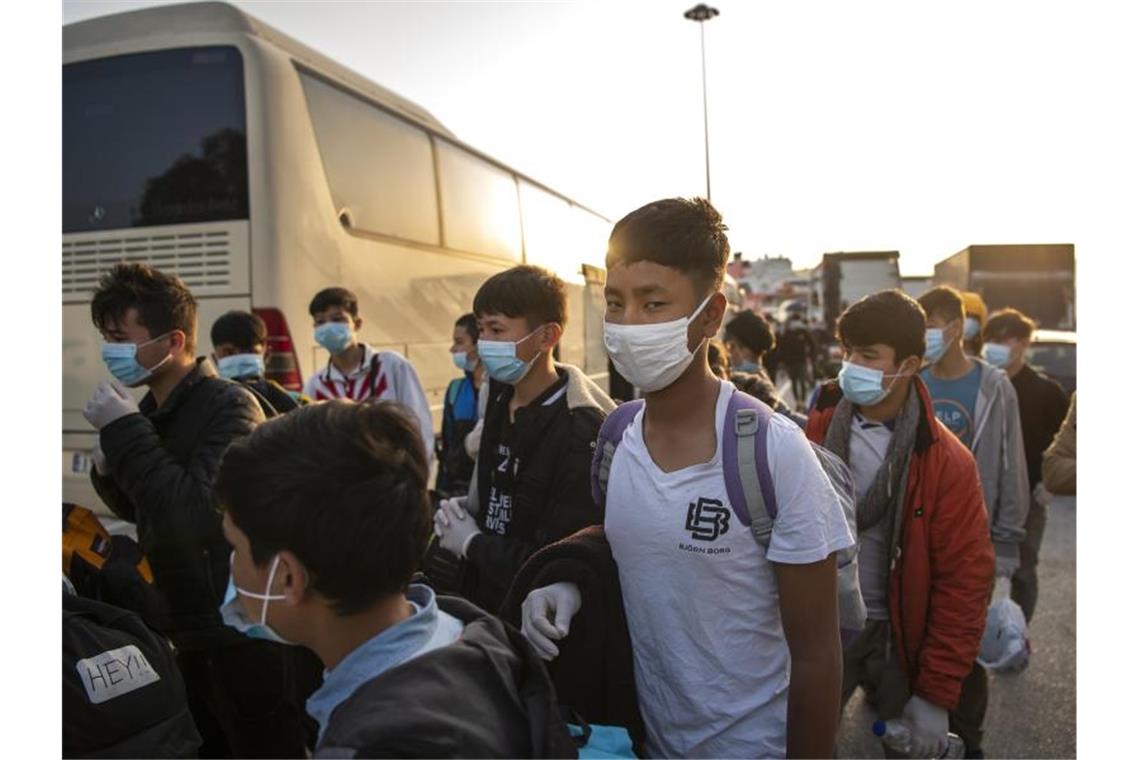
[{"left": 686, "top": 497, "right": 730, "bottom": 541}]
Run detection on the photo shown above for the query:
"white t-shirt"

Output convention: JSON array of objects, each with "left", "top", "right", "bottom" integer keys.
[
  {"left": 604, "top": 380, "right": 854, "bottom": 759},
  {"left": 848, "top": 413, "right": 894, "bottom": 621}
]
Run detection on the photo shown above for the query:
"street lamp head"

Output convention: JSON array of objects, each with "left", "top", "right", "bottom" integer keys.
[{"left": 684, "top": 4, "right": 720, "bottom": 22}]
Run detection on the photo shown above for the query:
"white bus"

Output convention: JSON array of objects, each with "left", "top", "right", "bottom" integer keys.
[{"left": 63, "top": 1, "right": 614, "bottom": 517}]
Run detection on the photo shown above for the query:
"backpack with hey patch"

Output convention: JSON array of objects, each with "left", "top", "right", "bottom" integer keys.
[{"left": 590, "top": 388, "right": 866, "bottom": 643}]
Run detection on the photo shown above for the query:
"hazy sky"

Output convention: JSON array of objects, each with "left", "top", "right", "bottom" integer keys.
[{"left": 62, "top": 0, "right": 1134, "bottom": 275}]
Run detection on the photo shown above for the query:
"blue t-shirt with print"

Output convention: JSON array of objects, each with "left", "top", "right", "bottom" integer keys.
[{"left": 921, "top": 363, "right": 982, "bottom": 447}]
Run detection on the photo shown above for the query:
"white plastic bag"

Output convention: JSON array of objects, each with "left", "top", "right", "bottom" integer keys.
[{"left": 977, "top": 596, "right": 1030, "bottom": 673}]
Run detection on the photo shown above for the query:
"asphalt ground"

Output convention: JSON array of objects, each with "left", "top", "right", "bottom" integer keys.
[{"left": 836, "top": 496, "right": 1077, "bottom": 758}]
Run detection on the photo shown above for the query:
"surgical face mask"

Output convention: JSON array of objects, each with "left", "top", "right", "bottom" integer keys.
[
  {"left": 982, "top": 342, "right": 1013, "bottom": 369},
  {"left": 963, "top": 317, "right": 981, "bottom": 340},
  {"left": 734, "top": 360, "right": 760, "bottom": 374},
  {"left": 478, "top": 324, "right": 547, "bottom": 384},
  {"left": 838, "top": 361, "right": 906, "bottom": 407},
  {"left": 219, "top": 553, "right": 293, "bottom": 645},
  {"left": 604, "top": 294, "right": 712, "bottom": 393},
  {"left": 451, "top": 350, "right": 476, "bottom": 373},
  {"left": 216, "top": 353, "right": 265, "bottom": 380},
  {"left": 100, "top": 332, "right": 174, "bottom": 387},
  {"left": 315, "top": 321, "right": 353, "bottom": 354},
  {"left": 924, "top": 327, "right": 951, "bottom": 364}
]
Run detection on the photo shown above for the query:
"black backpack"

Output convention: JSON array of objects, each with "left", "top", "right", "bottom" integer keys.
[{"left": 63, "top": 590, "right": 201, "bottom": 758}]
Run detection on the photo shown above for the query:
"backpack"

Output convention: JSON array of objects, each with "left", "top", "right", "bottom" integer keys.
[
  {"left": 590, "top": 389, "right": 867, "bottom": 643},
  {"left": 64, "top": 503, "right": 164, "bottom": 624},
  {"left": 63, "top": 590, "right": 201, "bottom": 758}
]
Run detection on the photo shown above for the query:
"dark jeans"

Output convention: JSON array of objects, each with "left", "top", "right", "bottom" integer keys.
[
  {"left": 842, "top": 620, "right": 912, "bottom": 758},
  {"left": 177, "top": 639, "right": 322, "bottom": 758},
  {"left": 788, "top": 362, "right": 811, "bottom": 404},
  {"left": 1012, "top": 493, "right": 1048, "bottom": 623},
  {"left": 949, "top": 661, "right": 988, "bottom": 754}
]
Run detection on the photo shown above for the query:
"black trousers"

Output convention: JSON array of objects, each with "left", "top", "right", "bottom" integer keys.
[{"left": 177, "top": 639, "right": 323, "bottom": 758}]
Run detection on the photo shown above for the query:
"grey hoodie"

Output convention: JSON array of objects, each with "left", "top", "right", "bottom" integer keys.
[{"left": 969, "top": 358, "right": 1031, "bottom": 569}]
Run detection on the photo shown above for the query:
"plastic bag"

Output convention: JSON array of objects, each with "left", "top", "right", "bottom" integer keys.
[{"left": 977, "top": 597, "right": 1031, "bottom": 673}]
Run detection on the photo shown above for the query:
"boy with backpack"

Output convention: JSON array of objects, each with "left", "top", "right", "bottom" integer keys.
[
  {"left": 436, "top": 313, "right": 485, "bottom": 498},
  {"left": 303, "top": 286, "right": 435, "bottom": 463},
  {"left": 805, "top": 290, "right": 994, "bottom": 759},
  {"left": 215, "top": 400, "right": 576, "bottom": 757},
  {"left": 518, "top": 199, "right": 853, "bottom": 758},
  {"left": 211, "top": 309, "right": 307, "bottom": 417},
  {"left": 432, "top": 266, "right": 615, "bottom": 614}
]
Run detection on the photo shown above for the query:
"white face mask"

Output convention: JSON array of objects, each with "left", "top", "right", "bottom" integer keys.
[{"left": 603, "top": 294, "right": 712, "bottom": 393}]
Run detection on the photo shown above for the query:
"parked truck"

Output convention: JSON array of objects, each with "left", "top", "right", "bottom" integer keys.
[
  {"left": 933, "top": 244, "right": 1075, "bottom": 330},
  {"left": 811, "top": 251, "right": 902, "bottom": 331}
]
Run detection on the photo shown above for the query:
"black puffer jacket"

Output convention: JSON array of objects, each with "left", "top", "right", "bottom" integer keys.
[
  {"left": 316, "top": 595, "right": 577, "bottom": 758},
  {"left": 91, "top": 358, "right": 264, "bottom": 650},
  {"left": 464, "top": 364, "right": 615, "bottom": 614}
]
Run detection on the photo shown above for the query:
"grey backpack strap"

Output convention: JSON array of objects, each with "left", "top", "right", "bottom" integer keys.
[
  {"left": 735, "top": 407, "right": 774, "bottom": 548},
  {"left": 590, "top": 400, "right": 644, "bottom": 506}
]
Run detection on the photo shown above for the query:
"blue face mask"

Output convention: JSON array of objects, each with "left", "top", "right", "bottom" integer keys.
[
  {"left": 734, "top": 360, "right": 760, "bottom": 374},
  {"left": 924, "top": 327, "right": 950, "bottom": 364},
  {"left": 478, "top": 324, "right": 547, "bottom": 384},
  {"left": 216, "top": 353, "right": 265, "bottom": 380},
  {"left": 451, "top": 351, "right": 476, "bottom": 373},
  {"left": 315, "top": 321, "right": 354, "bottom": 354},
  {"left": 100, "top": 333, "right": 174, "bottom": 387},
  {"left": 838, "top": 361, "right": 906, "bottom": 407},
  {"left": 963, "top": 317, "right": 981, "bottom": 340},
  {"left": 982, "top": 342, "right": 1013, "bottom": 369},
  {"left": 218, "top": 553, "right": 293, "bottom": 645}
]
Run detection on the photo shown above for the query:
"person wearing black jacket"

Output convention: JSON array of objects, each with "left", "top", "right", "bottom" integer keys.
[
  {"left": 215, "top": 399, "right": 576, "bottom": 758},
  {"left": 84, "top": 264, "right": 312, "bottom": 758},
  {"left": 981, "top": 309, "right": 1071, "bottom": 622},
  {"left": 433, "top": 266, "right": 616, "bottom": 615},
  {"left": 210, "top": 309, "right": 307, "bottom": 417}
]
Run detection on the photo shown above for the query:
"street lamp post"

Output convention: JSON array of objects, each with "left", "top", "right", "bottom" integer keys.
[{"left": 684, "top": 3, "right": 719, "bottom": 201}]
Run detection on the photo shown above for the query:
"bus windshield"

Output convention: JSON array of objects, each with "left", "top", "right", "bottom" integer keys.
[{"left": 63, "top": 46, "right": 248, "bottom": 233}]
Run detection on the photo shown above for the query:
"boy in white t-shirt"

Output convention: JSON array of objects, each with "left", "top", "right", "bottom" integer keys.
[{"left": 519, "top": 198, "right": 854, "bottom": 758}]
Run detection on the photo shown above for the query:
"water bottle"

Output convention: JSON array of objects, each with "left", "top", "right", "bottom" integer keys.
[{"left": 872, "top": 719, "right": 966, "bottom": 758}]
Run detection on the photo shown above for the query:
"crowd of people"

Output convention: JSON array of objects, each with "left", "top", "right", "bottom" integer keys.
[{"left": 63, "top": 196, "right": 1077, "bottom": 759}]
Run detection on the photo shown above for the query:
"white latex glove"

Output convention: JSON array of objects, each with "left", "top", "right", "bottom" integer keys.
[
  {"left": 91, "top": 439, "right": 109, "bottom": 476},
  {"left": 520, "top": 582, "right": 581, "bottom": 661},
  {"left": 83, "top": 381, "right": 140, "bottom": 430},
  {"left": 1033, "top": 480, "right": 1054, "bottom": 507},
  {"left": 995, "top": 553, "right": 1019, "bottom": 580},
  {"left": 901, "top": 695, "right": 949, "bottom": 758},
  {"left": 992, "top": 576, "right": 1012, "bottom": 602},
  {"left": 433, "top": 498, "right": 481, "bottom": 558},
  {"left": 464, "top": 419, "right": 484, "bottom": 461}
]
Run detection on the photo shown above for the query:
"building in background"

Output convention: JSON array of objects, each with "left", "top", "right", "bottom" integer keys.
[
  {"left": 933, "top": 244, "right": 1075, "bottom": 329},
  {"left": 810, "top": 251, "right": 902, "bottom": 331},
  {"left": 901, "top": 275, "right": 933, "bottom": 300}
]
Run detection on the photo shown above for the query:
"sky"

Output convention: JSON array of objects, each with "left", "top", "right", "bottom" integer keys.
[{"left": 61, "top": 0, "right": 1137, "bottom": 275}]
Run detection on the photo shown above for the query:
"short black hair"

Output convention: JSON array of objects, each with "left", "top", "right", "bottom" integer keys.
[
  {"left": 455, "top": 313, "right": 478, "bottom": 343},
  {"left": 983, "top": 308, "right": 1036, "bottom": 342},
  {"left": 918, "top": 286, "right": 965, "bottom": 324},
  {"left": 309, "top": 287, "right": 359, "bottom": 318},
  {"left": 837, "top": 289, "right": 927, "bottom": 364},
  {"left": 210, "top": 310, "right": 268, "bottom": 353},
  {"left": 724, "top": 310, "right": 775, "bottom": 356},
  {"left": 216, "top": 401, "right": 431, "bottom": 616},
  {"left": 90, "top": 263, "right": 198, "bottom": 353},
  {"left": 473, "top": 265, "right": 567, "bottom": 329},
  {"left": 605, "top": 197, "right": 730, "bottom": 295}
]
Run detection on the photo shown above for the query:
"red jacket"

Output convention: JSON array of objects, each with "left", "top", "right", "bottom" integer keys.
[{"left": 807, "top": 378, "right": 994, "bottom": 710}]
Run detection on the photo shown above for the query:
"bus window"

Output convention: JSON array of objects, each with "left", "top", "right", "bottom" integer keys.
[
  {"left": 436, "top": 141, "right": 522, "bottom": 260},
  {"left": 299, "top": 71, "right": 439, "bottom": 244},
  {"left": 63, "top": 47, "right": 248, "bottom": 233},
  {"left": 519, "top": 181, "right": 573, "bottom": 275}
]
